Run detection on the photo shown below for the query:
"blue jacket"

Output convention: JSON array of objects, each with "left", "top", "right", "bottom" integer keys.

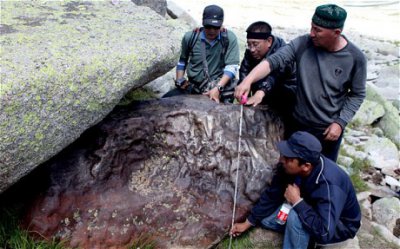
[{"left": 247, "top": 156, "right": 361, "bottom": 244}]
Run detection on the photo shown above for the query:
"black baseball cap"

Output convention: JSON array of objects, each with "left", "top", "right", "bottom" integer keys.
[
  {"left": 202, "top": 5, "right": 224, "bottom": 27},
  {"left": 277, "top": 131, "right": 322, "bottom": 164}
]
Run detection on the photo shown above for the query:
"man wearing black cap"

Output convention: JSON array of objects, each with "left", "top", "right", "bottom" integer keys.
[
  {"left": 235, "top": 4, "right": 367, "bottom": 162},
  {"left": 230, "top": 131, "right": 361, "bottom": 249},
  {"left": 163, "top": 5, "right": 240, "bottom": 103},
  {"left": 238, "top": 21, "right": 296, "bottom": 109},
  {"left": 238, "top": 21, "right": 297, "bottom": 132}
]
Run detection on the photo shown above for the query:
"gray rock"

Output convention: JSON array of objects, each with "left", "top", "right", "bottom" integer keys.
[
  {"left": 249, "top": 227, "right": 283, "bottom": 248},
  {"left": 372, "top": 197, "right": 400, "bottom": 233},
  {"left": 167, "top": 0, "right": 199, "bottom": 27},
  {"left": 371, "top": 127, "right": 385, "bottom": 137},
  {"left": 131, "top": 0, "right": 167, "bottom": 16},
  {"left": 352, "top": 100, "right": 385, "bottom": 126},
  {"left": 338, "top": 155, "right": 354, "bottom": 168},
  {"left": 0, "top": 1, "right": 186, "bottom": 193},
  {"left": 384, "top": 175, "right": 400, "bottom": 191},
  {"left": 362, "top": 136, "right": 399, "bottom": 171},
  {"left": 366, "top": 182, "right": 399, "bottom": 198},
  {"left": 371, "top": 222, "right": 400, "bottom": 247},
  {"left": 145, "top": 69, "right": 176, "bottom": 97},
  {"left": 341, "top": 144, "right": 368, "bottom": 161},
  {"left": 366, "top": 83, "right": 400, "bottom": 148}
]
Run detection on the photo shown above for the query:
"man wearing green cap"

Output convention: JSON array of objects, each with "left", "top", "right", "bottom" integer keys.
[{"left": 235, "top": 4, "right": 366, "bottom": 162}]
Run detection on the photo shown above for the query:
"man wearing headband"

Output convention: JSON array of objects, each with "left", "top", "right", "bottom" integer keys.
[
  {"left": 230, "top": 131, "right": 361, "bottom": 249},
  {"left": 164, "top": 5, "right": 240, "bottom": 103},
  {"left": 238, "top": 21, "right": 296, "bottom": 117},
  {"left": 235, "top": 4, "right": 366, "bottom": 162}
]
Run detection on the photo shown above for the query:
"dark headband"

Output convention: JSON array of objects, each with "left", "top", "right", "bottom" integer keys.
[{"left": 246, "top": 31, "right": 271, "bottom": 39}]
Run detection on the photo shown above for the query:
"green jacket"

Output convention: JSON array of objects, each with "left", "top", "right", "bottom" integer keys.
[{"left": 177, "top": 29, "right": 240, "bottom": 84}]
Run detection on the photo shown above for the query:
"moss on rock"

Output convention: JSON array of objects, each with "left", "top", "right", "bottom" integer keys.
[{"left": 0, "top": 1, "right": 187, "bottom": 193}]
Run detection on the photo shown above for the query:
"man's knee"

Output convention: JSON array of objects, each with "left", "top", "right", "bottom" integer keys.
[{"left": 287, "top": 209, "right": 301, "bottom": 227}]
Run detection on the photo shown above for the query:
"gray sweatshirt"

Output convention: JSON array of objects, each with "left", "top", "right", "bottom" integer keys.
[{"left": 266, "top": 34, "right": 366, "bottom": 130}]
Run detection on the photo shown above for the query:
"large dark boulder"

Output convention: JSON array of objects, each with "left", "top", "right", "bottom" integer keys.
[{"left": 23, "top": 96, "right": 283, "bottom": 248}]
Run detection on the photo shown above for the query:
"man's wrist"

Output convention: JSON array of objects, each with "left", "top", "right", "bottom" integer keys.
[
  {"left": 292, "top": 198, "right": 303, "bottom": 207},
  {"left": 216, "top": 83, "right": 224, "bottom": 92},
  {"left": 175, "top": 77, "right": 187, "bottom": 88}
]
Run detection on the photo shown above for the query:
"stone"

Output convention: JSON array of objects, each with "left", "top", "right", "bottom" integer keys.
[
  {"left": 384, "top": 175, "right": 400, "bottom": 191},
  {"left": 249, "top": 227, "right": 283, "bottom": 248},
  {"left": 362, "top": 136, "right": 399, "bottom": 171},
  {"left": 371, "top": 222, "right": 400, "bottom": 247},
  {"left": 167, "top": 0, "right": 199, "bottom": 27},
  {"left": 352, "top": 99, "right": 385, "bottom": 126},
  {"left": 337, "top": 155, "right": 354, "bottom": 168},
  {"left": 131, "top": 0, "right": 167, "bottom": 16},
  {"left": 22, "top": 96, "right": 284, "bottom": 249},
  {"left": 372, "top": 197, "right": 400, "bottom": 233},
  {"left": 145, "top": 69, "right": 176, "bottom": 97},
  {"left": 366, "top": 83, "right": 400, "bottom": 149},
  {"left": 394, "top": 219, "right": 400, "bottom": 238},
  {"left": 0, "top": 1, "right": 187, "bottom": 193}
]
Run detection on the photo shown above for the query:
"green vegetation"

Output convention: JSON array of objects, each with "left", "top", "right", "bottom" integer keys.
[
  {"left": 350, "top": 172, "right": 369, "bottom": 192},
  {"left": 215, "top": 232, "right": 254, "bottom": 249},
  {"left": 128, "top": 234, "right": 157, "bottom": 249},
  {"left": 0, "top": 208, "right": 67, "bottom": 249},
  {"left": 118, "top": 88, "right": 157, "bottom": 106},
  {"left": 349, "top": 158, "right": 369, "bottom": 192},
  {"left": 215, "top": 230, "right": 281, "bottom": 249}
]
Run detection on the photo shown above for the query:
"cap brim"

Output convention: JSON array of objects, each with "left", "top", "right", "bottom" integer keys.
[
  {"left": 277, "top": 141, "right": 298, "bottom": 158},
  {"left": 203, "top": 19, "right": 222, "bottom": 27}
]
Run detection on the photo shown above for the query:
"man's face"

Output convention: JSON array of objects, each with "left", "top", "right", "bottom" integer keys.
[
  {"left": 246, "top": 38, "right": 272, "bottom": 60},
  {"left": 310, "top": 23, "right": 339, "bottom": 49},
  {"left": 279, "top": 155, "right": 303, "bottom": 175},
  {"left": 204, "top": 25, "right": 220, "bottom": 41}
]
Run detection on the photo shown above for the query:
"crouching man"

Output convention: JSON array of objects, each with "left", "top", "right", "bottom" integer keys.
[{"left": 230, "top": 131, "right": 361, "bottom": 249}]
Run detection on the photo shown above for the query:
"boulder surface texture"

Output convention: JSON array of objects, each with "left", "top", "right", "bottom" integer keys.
[
  {"left": 23, "top": 96, "right": 283, "bottom": 249},
  {"left": 0, "top": 1, "right": 185, "bottom": 193}
]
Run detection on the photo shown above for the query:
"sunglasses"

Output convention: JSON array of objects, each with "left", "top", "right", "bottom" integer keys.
[{"left": 204, "top": 25, "right": 221, "bottom": 30}]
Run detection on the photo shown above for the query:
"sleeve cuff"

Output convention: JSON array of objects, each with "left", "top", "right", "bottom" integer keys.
[
  {"left": 247, "top": 215, "right": 257, "bottom": 226},
  {"left": 334, "top": 118, "right": 347, "bottom": 130},
  {"left": 292, "top": 198, "right": 303, "bottom": 208}
]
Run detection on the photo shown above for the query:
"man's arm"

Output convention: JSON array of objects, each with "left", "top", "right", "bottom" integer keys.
[
  {"left": 234, "top": 59, "right": 272, "bottom": 101},
  {"left": 204, "top": 30, "right": 240, "bottom": 102},
  {"left": 175, "top": 33, "right": 191, "bottom": 88},
  {"left": 292, "top": 184, "right": 348, "bottom": 244}
]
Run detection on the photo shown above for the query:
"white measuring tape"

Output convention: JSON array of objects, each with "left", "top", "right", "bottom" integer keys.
[{"left": 228, "top": 103, "right": 244, "bottom": 249}]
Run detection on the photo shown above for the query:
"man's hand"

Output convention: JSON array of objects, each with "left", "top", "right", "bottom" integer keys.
[
  {"left": 246, "top": 90, "right": 265, "bottom": 107},
  {"left": 234, "top": 80, "right": 251, "bottom": 102},
  {"left": 284, "top": 184, "right": 301, "bottom": 205},
  {"left": 230, "top": 219, "right": 252, "bottom": 237},
  {"left": 203, "top": 87, "right": 220, "bottom": 103},
  {"left": 323, "top": 123, "right": 342, "bottom": 141}
]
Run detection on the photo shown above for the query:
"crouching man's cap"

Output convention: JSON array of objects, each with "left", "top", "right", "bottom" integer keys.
[
  {"left": 202, "top": 5, "right": 224, "bottom": 27},
  {"left": 312, "top": 4, "right": 347, "bottom": 29},
  {"left": 277, "top": 131, "right": 322, "bottom": 164}
]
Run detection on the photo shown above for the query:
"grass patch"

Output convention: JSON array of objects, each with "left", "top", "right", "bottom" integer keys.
[
  {"left": 0, "top": 207, "right": 67, "bottom": 249},
  {"left": 215, "top": 232, "right": 254, "bottom": 249},
  {"left": 119, "top": 88, "right": 157, "bottom": 106},
  {"left": 128, "top": 233, "right": 157, "bottom": 249},
  {"left": 350, "top": 172, "right": 369, "bottom": 192},
  {"left": 349, "top": 158, "right": 370, "bottom": 192}
]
